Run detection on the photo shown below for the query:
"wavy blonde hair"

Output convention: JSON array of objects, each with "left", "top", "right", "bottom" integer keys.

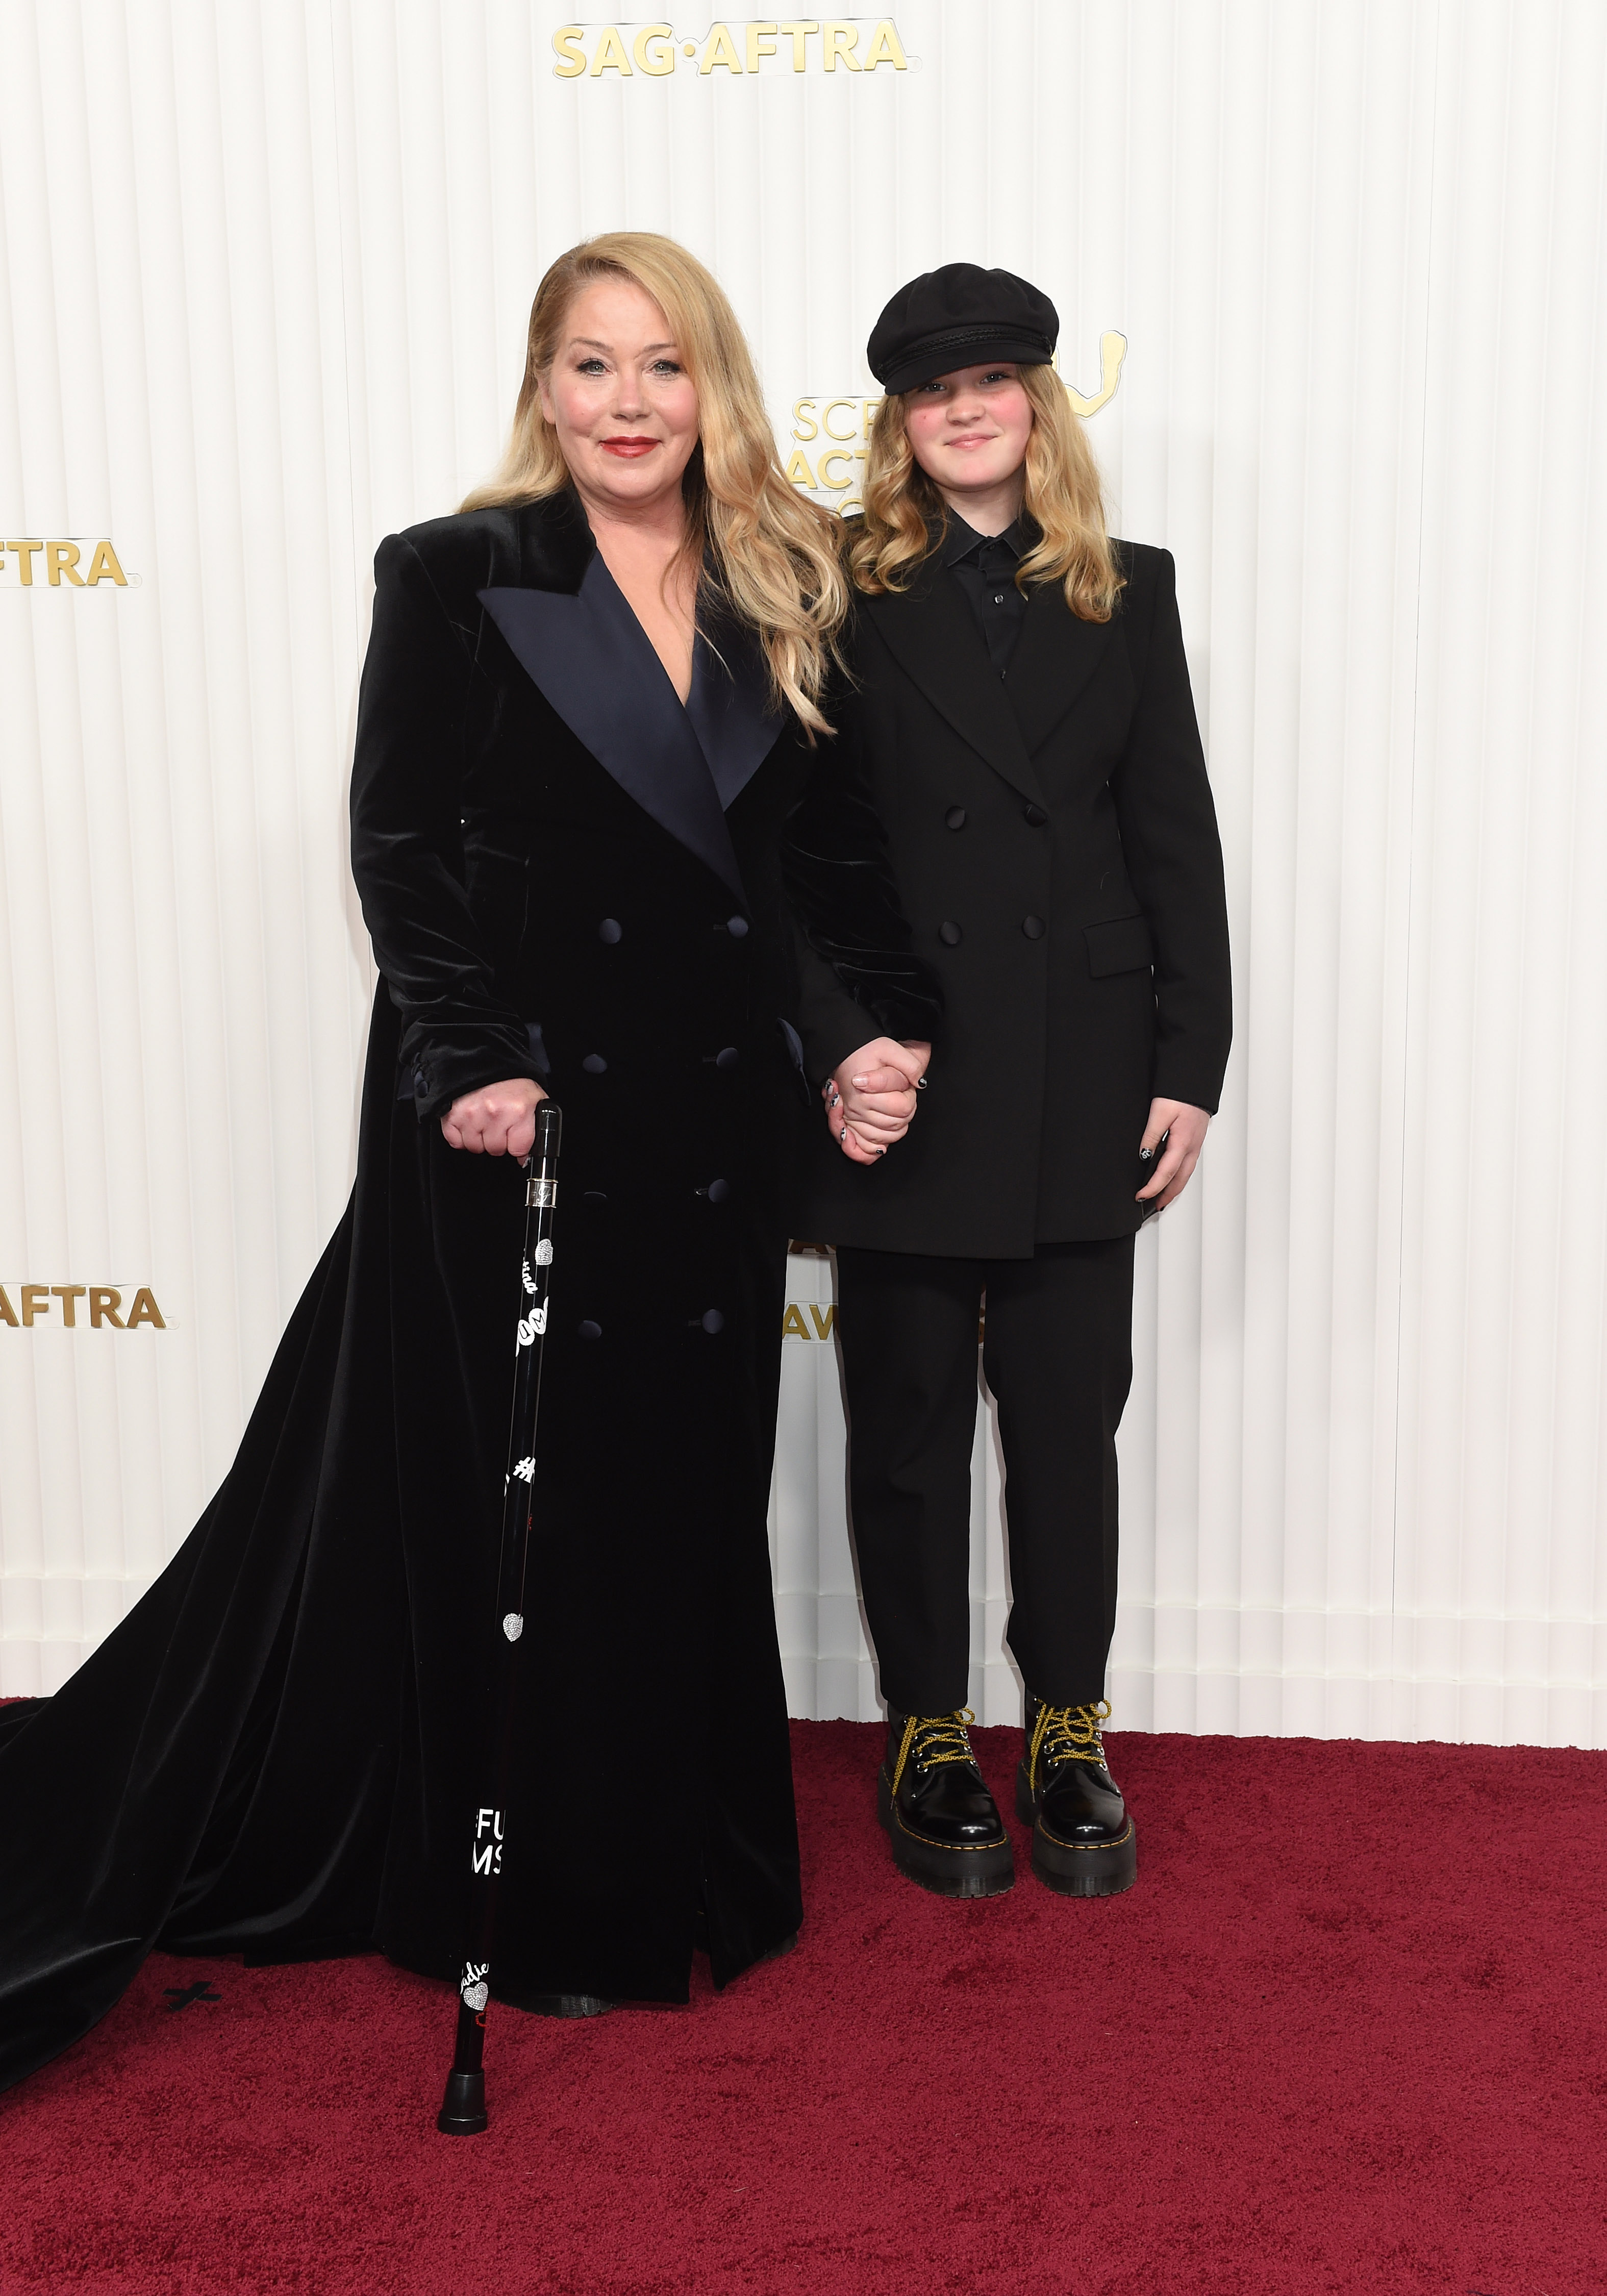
[
  {"left": 848, "top": 365, "right": 1124, "bottom": 621},
  {"left": 463, "top": 232, "right": 847, "bottom": 731}
]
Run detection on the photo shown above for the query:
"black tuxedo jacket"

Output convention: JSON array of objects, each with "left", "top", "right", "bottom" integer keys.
[{"left": 788, "top": 539, "right": 1232, "bottom": 1256}]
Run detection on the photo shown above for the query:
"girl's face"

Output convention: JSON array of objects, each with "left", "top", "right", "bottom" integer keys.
[
  {"left": 904, "top": 364, "right": 1034, "bottom": 504},
  {"left": 537, "top": 276, "right": 701, "bottom": 513}
]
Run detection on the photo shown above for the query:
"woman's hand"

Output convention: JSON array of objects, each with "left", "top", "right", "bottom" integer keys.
[
  {"left": 824, "top": 1039, "right": 932, "bottom": 1165},
  {"left": 1137, "top": 1099, "right": 1211, "bottom": 1212},
  {"left": 441, "top": 1078, "right": 546, "bottom": 1159}
]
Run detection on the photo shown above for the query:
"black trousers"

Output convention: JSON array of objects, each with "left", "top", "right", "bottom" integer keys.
[{"left": 834, "top": 1238, "right": 1136, "bottom": 1717}]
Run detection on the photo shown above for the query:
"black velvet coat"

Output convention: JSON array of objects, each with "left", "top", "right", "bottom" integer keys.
[
  {"left": 788, "top": 539, "right": 1232, "bottom": 1256},
  {"left": 0, "top": 492, "right": 932, "bottom": 2093}
]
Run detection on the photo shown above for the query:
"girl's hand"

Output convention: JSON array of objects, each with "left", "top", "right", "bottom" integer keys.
[
  {"left": 1137, "top": 1099, "right": 1210, "bottom": 1211},
  {"left": 441, "top": 1078, "right": 546, "bottom": 1158},
  {"left": 824, "top": 1039, "right": 931, "bottom": 1164}
]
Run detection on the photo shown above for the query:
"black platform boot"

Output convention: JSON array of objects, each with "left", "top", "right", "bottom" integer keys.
[
  {"left": 878, "top": 1710, "right": 1014, "bottom": 1899},
  {"left": 1015, "top": 1697, "right": 1137, "bottom": 1898}
]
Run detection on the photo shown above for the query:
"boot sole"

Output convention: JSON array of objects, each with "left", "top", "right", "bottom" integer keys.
[
  {"left": 1015, "top": 1766, "right": 1138, "bottom": 1898},
  {"left": 877, "top": 1765, "right": 1014, "bottom": 1899}
]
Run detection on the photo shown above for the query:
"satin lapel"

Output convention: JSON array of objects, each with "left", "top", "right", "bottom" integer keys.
[
  {"left": 861, "top": 567, "right": 1045, "bottom": 807},
  {"left": 686, "top": 622, "right": 783, "bottom": 810},
  {"left": 480, "top": 557, "right": 747, "bottom": 907},
  {"left": 1004, "top": 581, "right": 1118, "bottom": 756}
]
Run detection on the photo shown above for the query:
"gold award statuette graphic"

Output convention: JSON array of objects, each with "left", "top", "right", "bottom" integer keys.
[
  {"left": 0, "top": 1285, "right": 166, "bottom": 1330},
  {"left": 786, "top": 336, "right": 1128, "bottom": 517},
  {"left": 554, "top": 18, "right": 909, "bottom": 76},
  {"left": 0, "top": 540, "right": 130, "bottom": 589}
]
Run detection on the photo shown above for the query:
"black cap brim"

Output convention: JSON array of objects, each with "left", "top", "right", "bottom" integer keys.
[{"left": 875, "top": 327, "right": 1056, "bottom": 395}]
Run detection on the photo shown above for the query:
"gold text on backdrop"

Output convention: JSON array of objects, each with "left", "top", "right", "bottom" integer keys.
[
  {"left": 0, "top": 540, "right": 129, "bottom": 588},
  {"left": 782, "top": 1303, "right": 836, "bottom": 1339},
  {"left": 0, "top": 1286, "right": 166, "bottom": 1329},
  {"left": 554, "top": 19, "right": 908, "bottom": 76}
]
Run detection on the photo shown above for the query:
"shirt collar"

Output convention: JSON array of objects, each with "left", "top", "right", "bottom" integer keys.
[{"left": 939, "top": 509, "right": 1033, "bottom": 567}]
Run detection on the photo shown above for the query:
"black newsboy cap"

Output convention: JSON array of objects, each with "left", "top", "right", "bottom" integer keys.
[{"left": 867, "top": 263, "right": 1059, "bottom": 394}]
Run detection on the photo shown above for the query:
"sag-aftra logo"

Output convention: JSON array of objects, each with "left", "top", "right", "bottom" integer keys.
[
  {"left": 554, "top": 18, "right": 909, "bottom": 77},
  {"left": 0, "top": 539, "right": 129, "bottom": 588}
]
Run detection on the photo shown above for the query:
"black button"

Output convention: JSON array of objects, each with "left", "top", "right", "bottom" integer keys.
[
  {"left": 715, "top": 1046, "right": 740, "bottom": 1071},
  {"left": 582, "top": 1053, "right": 608, "bottom": 1074},
  {"left": 598, "top": 917, "right": 623, "bottom": 943},
  {"left": 1022, "top": 915, "right": 1046, "bottom": 940},
  {"left": 706, "top": 1178, "right": 731, "bottom": 1204},
  {"left": 578, "top": 1319, "right": 602, "bottom": 1340},
  {"left": 726, "top": 915, "right": 749, "bottom": 938},
  {"left": 1023, "top": 803, "right": 1048, "bottom": 826},
  {"left": 939, "top": 920, "right": 963, "bottom": 947},
  {"left": 945, "top": 806, "right": 966, "bottom": 831},
  {"left": 583, "top": 1190, "right": 608, "bottom": 1204},
  {"left": 700, "top": 1309, "right": 725, "bottom": 1335},
  {"left": 993, "top": 592, "right": 1006, "bottom": 605}
]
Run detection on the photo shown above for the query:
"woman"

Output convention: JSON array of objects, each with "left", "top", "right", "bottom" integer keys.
[
  {"left": 0, "top": 233, "right": 935, "bottom": 2090},
  {"left": 788, "top": 264, "right": 1232, "bottom": 1901}
]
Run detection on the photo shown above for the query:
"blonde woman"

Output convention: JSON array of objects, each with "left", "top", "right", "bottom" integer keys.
[
  {"left": 0, "top": 234, "right": 937, "bottom": 2089},
  {"left": 789, "top": 265, "right": 1232, "bottom": 1902}
]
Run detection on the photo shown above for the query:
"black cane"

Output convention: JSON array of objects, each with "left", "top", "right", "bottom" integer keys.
[{"left": 435, "top": 1099, "right": 562, "bottom": 2136}]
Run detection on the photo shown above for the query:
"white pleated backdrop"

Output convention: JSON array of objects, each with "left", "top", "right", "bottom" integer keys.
[{"left": 2, "top": 0, "right": 1604, "bottom": 1743}]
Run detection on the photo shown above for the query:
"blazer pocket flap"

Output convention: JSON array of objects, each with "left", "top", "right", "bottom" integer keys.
[{"left": 1084, "top": 915, "right": 1154, "bottom": 978}]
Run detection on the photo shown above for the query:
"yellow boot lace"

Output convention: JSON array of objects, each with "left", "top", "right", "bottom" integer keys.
[
  {"left": 890, "top": 1709, "right": 981, "bottom": 1798},
  {"left": 1027, "top": 1700, "right": 1113, "bottom": 1793}
]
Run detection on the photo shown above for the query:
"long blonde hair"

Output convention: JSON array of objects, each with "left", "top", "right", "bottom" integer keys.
[
  {"left": 848, "top": 365, "right": 1124, "bottom": 621},
  {"left": 463, "top": 232, "right": 847, "bottom": 731}
]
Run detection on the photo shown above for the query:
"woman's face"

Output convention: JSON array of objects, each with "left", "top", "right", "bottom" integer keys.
[
  {"left": 538, "top": 277, "right": 700, "bottom": 513},
  {"left": 904, "top": 363, "right": 1034, "bottom": 503}
]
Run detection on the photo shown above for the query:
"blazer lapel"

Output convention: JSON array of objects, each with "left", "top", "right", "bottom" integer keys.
[
  {"left": 687, "top": 618, "right": 784, "bottom": 810},
  {"left": 480, "top": 552, "right": 747, "bottom": 908},
  {"left": 1003, "top": 579, "right": 1118, "bottom": 756},
  {"left": 861, "top": 568, "right": 1046, "bottom": 808}
]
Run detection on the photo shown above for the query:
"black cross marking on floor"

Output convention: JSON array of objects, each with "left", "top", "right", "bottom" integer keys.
[{"left": 162, "top": 1981, "right": 221, "bottom": 2012}]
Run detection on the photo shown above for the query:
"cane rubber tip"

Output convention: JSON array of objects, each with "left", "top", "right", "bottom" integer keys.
[{"left": 437, "top": 2069, "right": 488, "bottom": 2135}]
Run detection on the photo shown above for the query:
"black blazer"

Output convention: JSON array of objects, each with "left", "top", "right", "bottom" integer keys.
[
  {"left": 788, "top": 538, "right": 1232, "bottom": 1257},
  {"left": 348, "top": 489, "right": 933, "bottom": 1122}
]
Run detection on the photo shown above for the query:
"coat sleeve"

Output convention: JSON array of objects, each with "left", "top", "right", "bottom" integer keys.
[
  {"left": 780, "top": 688, "right": 943, "bottom": 1085},
  {"left": 1110, "top": 549, "right": 1233, "bottom": 1114},
  {"left": 349, "top": 534, "right": 535, "bottom": 1119}
]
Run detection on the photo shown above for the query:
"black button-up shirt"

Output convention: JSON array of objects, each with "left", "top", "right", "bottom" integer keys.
[{"left": 942, "top": 512, "right": 1034, "bottom": 677}]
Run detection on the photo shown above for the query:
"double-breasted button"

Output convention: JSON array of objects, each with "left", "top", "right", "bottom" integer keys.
[
  {"left": 945, "top": 806, "right": 967, "bottom": 831},
  {"left": 578, "top": 1319, "right": 602, "bottom": 1340},
  {"left": 1023, "top": 803, "right": 1048, "bottom": 827},
  {"left": 699, "top": 1309, "right": 725, "bottom": 1335},
  {"left": 715, "top": 1045, "right": 740, "bottom": 1071},
  {"left": 726, "top": 915, "right": 749, "bottom": 938},
  {"left": 704, "top": 1177, "right": 731, "bottom": 1204},
  {"left": 582, "top": 1053, "right": 608, "bottom": 1074},
  {"left": 597, "top": 917, "right": 623, "bottom": 943},
  {"left": 1022, "top": 915, "right": 1046, "bottom": 940},
  {"left": 939, "top": 920, "right": 963, "bottom": 947}
]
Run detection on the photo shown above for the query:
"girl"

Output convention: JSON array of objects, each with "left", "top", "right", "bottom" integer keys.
[{"left": 788, "top": 263, "right": 1231, "bottom": 1901}]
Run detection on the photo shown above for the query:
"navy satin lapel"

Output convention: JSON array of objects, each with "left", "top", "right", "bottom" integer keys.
[
  {"left": 687, "top": 625, "right": 783, "bottom": 809},
  {"left": 479, "top": 561, "right": 747, "bottom": 906}
]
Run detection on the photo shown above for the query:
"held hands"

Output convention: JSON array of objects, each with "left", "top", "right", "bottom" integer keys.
[
  {"left": 1137, "top": 1098, "right": 1211, "bottom": 1212},
  {"left": 441, "top": 1078, "right": 546, "bottom": 1160},
  {"left": 824, "top": 1039, "right": 932, "bottom": 1165}
]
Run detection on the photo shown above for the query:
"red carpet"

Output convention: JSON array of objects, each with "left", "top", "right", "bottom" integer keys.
[{"left": 3, "top": 1720, "right": 1604, "bottom": 2293}]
